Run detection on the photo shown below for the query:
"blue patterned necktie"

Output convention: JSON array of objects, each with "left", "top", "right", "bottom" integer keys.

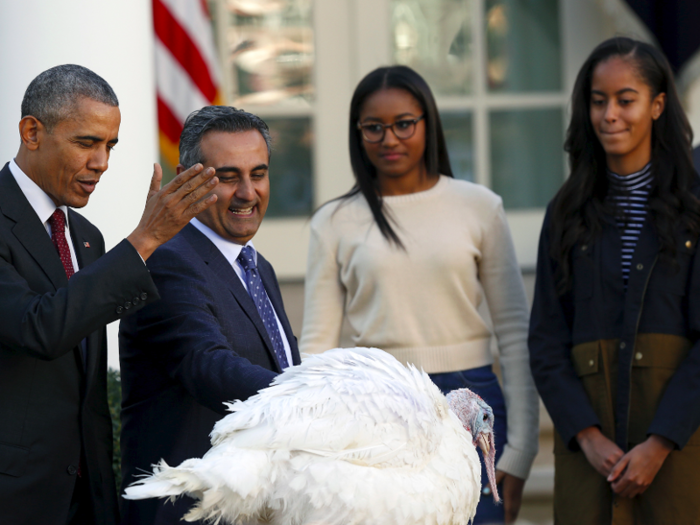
[{"left": 237, "top": 246, "right": 289, "bottom": 369}]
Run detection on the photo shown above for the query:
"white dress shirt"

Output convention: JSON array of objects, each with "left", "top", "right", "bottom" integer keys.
[
  {"left": 190, "top": 218, "right": 292, "bottom": 368},
  {"left": 9, "top": 159, "right": 80, "bottom": 273}
]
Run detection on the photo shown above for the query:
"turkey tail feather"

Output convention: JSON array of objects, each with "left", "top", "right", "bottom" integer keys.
[{"left": 123, "top": 460, "right": 203, "bottom": 501}]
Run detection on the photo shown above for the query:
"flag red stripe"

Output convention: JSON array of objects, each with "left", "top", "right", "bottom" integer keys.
[
  {"left": 153, "top": 0, "right": 218, "bottom": 102},
  {"left": 157, "top": 95, "right": 183, "bottom": 145},
  {"left": 199, "top": 0, "right": 210, "bottom": 18}
]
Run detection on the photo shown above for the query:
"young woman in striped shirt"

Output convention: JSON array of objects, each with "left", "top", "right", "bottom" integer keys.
[{"left": 529, "top": 37, "right": 700, "bottom": 523}]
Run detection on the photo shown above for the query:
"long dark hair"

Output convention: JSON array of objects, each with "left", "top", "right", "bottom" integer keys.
[
  {"left": 551, "top": 37, "right": 700, "bottom": 293},
  {"left": 340, "top": 65, "right": 453, "bottom": 247}
]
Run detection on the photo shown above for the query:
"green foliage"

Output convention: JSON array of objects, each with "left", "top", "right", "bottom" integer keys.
[{"left": 107, "top": 368, "right": 122, "bottom": 490}]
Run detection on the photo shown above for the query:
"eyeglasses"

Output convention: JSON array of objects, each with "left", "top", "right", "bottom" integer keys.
[{"left": 357, "top": 115, "right": 424, "bottom": 143}]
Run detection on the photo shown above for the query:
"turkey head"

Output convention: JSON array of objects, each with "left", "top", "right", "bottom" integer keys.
[{"left": 446, "top": 387, "right": 500, "bottom": 503}]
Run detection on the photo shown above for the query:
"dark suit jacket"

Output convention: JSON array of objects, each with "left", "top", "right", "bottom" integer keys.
[
  {"left": 0, "top": 163, "right": 159, "bottom": 525},
  {"left": 118, "top": 223, "right": 300, "bottom": 525}
]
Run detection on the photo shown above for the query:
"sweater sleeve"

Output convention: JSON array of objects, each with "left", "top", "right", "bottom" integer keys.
[
  {"left": 300, "top": 213, "right": 346, "bottom": 355},
  {"left": 478, "top": 198, "right": 539, "bottom": 479}
]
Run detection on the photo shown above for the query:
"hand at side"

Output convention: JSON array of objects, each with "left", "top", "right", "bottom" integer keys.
[
  {"left": 494, "top": 470, "right": 525, "bottom": 524},
  {"left": 127, "top": 163, "right": 218, "bottom": 260}
]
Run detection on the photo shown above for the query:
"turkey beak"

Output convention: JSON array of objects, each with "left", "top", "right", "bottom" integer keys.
[{"left": 478, "top": 434, "right": 490, "bottom": 456}]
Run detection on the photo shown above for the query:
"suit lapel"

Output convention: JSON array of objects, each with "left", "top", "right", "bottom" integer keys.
[
  {"left": 180, "top": 225, "right": 282, "bottom": 371},
  {"left": 69, "top": 211, "right": 100, "bottom": 269},
  {"left": 258, "top": 257, "right": 301, "bottom": 366},
  {"left": 0, "top": 166, "right": 87, "bottom": 377},
  {"left": 0, "top": 166, "right": 68, "bottom": 291},
  {"left": 68, "top": 211, "right": 101, "bottom": 377}
]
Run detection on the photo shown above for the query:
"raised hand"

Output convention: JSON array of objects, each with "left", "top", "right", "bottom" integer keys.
[{"left": 127, "top": 163, "right": 218, "bottom": 260}]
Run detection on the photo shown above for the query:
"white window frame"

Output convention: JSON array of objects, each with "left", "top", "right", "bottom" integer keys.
[{"left": 208, "top": 0, "right": 634, "bottom": 278}]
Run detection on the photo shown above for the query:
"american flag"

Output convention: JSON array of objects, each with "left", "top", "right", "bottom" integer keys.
[{"left": 152, "top": 0, "right": 224, "bottom": 174}]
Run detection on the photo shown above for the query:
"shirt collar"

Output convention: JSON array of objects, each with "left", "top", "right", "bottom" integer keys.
[
  {"left": 190, "top": 218, "right": 256, "bottom": 267},
  {"left": 9, "top": 158, "right": 70, "bottom": 228},
  {"left": 607, "top": 162, "right": 653, "bottom": 186}
]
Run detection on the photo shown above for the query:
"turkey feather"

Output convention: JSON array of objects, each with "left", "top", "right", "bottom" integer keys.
[{"left": 124, "top": 347, "right": 496, "bottom": 525}]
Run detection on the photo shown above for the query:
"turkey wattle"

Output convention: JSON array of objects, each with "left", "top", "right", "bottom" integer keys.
[{"left": 124, "top": 347, "right": 499, "bottom": 525}]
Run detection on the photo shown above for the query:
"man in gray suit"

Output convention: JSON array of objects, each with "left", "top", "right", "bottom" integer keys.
[
  {"left": 119, "top": 106, "right": 301, "bottom": 525},
  {"left": 0, "top": 64, "right": 219, "bottom": 525}
]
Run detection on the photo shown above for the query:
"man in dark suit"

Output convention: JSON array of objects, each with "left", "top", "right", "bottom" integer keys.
[
  {"left": 0, "top": 65, "right": 219, "bottom": 525},
  {"left": 119, "top": 106, "right": 301, "bottom": 525}
]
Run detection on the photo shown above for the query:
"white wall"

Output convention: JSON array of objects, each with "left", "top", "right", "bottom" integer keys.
[{"left": 0, "top": 0, "right": 158, "bottom": 370}]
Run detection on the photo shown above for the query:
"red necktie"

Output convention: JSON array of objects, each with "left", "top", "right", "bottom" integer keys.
[
  {"left": 48, "top": 209, "right": 75, "bottom": 279},
  {"left": 49, "top": 210, "right": 83, "bottom": 477}
]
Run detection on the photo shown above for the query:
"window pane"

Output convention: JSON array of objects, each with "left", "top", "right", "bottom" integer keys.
[
  {"left": 266, "top": 117, "right": 313, "bottom": 217},
  {"left": 221, "top": 0, "right": 314, "bottom": 105},
  {"left": 440, "top": 111, "right": 474, "bottom": 181},
  {"left": 485, "top": 0, "right": 561, "bottom": 92},
  {"left": 490, "top": 108, "right": 563, "bottom": 209},
  {"left": 391, "top": 0, "right": 474, "bottom": 96}
]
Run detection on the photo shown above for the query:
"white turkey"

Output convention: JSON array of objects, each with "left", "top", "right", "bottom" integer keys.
[{"left": 124, "top": 347, "right": 499, "bottom": 525}]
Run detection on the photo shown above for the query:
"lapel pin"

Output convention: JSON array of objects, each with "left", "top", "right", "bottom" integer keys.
[{"left": 83, "top": 242, "right": 91, "bottom": 248}]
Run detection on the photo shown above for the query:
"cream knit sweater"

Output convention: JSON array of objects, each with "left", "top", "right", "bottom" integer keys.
[{"left": 301, "top": 175, "right": 539, "bottom": 479}]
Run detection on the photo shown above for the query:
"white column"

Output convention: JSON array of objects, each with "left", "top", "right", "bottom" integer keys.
[{"left": 0, "top": 0, "right": 158, "bottom": 370}]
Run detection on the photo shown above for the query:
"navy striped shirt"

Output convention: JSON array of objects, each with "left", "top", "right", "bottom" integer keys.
[{"left": 607, "top": 163, "right": 653, "bottom": 288}]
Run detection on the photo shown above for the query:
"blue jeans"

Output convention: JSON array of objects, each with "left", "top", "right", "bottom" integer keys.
[{"left": 430, "top": 366, "right": 507, "bottom": 525}]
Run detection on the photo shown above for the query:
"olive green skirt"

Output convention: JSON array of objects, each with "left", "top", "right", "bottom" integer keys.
[{"left": 553, "top": 334, "right": 700, "bottom": 525}]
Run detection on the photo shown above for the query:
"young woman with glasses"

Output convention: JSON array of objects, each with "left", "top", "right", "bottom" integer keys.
[
  {"left": 529, "top": 37, "right": 700, "bottom": 523},
  {"left": 300, "top": 65, "right": 539, "bottom": 524}
]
